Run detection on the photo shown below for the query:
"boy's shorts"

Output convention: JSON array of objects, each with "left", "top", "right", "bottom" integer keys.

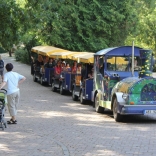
[{"left": 7, "top": 91, "right": 20, "bottom": 116}]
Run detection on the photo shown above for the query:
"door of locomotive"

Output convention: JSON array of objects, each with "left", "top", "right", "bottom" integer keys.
[{"left": 94, "top": 55, "right": 105, "bottom": 100}]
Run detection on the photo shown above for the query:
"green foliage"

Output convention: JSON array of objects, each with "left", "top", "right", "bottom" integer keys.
[
  {"left": 16, "top": 32, "right": 41, "bottom": 64},
  {"left": 14, "top": 48, "right": 29, "bottom": 64},
  {"left": 0, "top": 0, "right": 24, "bottom": 53},
  {"left": 125, "top": 0, "right": 156, "bottom": 56},
  {"left": 0, "top": 47, "right": 6, "bottom": 54},
  {"left": 2, "top": 0, "right": 156, "bottom": 65},
  {"left": 25, "top": 0, "right": 140, "bottom": 52}
]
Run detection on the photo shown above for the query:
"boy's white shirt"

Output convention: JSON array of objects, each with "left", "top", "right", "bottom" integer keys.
[{"left": 3, "top": 71, "right": 25, "bottom": 95}]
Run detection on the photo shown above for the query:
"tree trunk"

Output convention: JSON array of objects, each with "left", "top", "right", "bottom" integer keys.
[{"left": 9, "top": 50, "right": 12, "bottom": 57}]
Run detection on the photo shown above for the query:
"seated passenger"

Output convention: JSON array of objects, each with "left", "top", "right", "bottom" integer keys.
[
  {"left": 52, "top": 58, "right": 56, "bottom": 67},
  {"left": 77, "top": 63, "right": 82, "bottom": 74},
  {"left": 35, "top": 55, "right": 43, "bottom": 66},
  {"left": 87, "top": 68, "right": 94, "bottom": 79},
  {"left": 81, "top": 65, "right": 87, "bottom": 81},
  {"left": 134, "top": 59, "right": 141, "bottom": 70},
  {"left": 43, "top": 56, "right": 49, "bottom": 65},
  {"left": 45, "top": 58, "right": 54, "bottom": 68},
  {"left": 65, "top": 63, "right": 71, "bottom": 72},
  {"left": 61, "top": 61, "right": 66, "bottom": 72},
  {"left": 34, "top": 55, "right": 44, "bottom": 72},
  {"left": 125, "top": 59, "right": 141, "bottom": 71},
  {"left": 54, "top": 61, "right": 61, "bottom": 78},
  {"left": 71, "top": 61, "right": 77, "bottom": 73},
  {"left": 81, "top": 68, "right": 93, "bottom": 87}
]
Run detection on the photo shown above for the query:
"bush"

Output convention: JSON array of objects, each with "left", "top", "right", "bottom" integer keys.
[
  {"left": 0, "top": 47, "right": 6, "bottom": 53},
  {"left": 14, "top": 48, "right": 30, "bottom": 64}
]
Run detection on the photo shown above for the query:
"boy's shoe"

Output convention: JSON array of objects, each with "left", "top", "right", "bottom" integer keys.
[{"left": 7, "top": 119, "right": 17, "bottom": 124}]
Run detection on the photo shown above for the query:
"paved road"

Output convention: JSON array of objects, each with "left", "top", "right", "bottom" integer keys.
[{"left": 0, "top": 53, "right": 156, "bottom": 156}]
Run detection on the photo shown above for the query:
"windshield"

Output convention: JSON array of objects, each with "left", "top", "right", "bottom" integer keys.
[{"left": 106, "top": 56, "right": 141, "bottom": 71}]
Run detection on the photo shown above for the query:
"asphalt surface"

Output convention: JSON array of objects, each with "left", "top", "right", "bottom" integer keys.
[{"left": 0, "top": 53, "right": 156, "bottom": 156}]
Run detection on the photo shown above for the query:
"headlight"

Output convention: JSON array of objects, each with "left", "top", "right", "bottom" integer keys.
[{"left": 122, "top": 93, "right": 129, "bottom": 101}]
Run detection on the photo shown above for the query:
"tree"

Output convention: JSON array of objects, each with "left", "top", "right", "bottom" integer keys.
[
  {"left": 0, "top": 0, "right": 24, "bottom": 56},
  {"left": 25, "top": 0, "right": 140, "bottom": 52},
  {"left": 125, "top": 0, "right": 156, "bottom": 55}
]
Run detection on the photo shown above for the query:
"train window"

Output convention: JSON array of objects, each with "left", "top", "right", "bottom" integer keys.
[{"left": 107, "top": 56, "right": 129, "bottom": 71}]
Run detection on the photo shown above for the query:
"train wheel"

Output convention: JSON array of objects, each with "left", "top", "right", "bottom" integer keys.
[
  {"left": 33, "top": 74, "right": 37, "bottom": 82},
  {"left": 95, "top": 94, "right": 104, "bottom": 113},
  {"left": 52, "top": 82, "right": 56, "bottom": 92},
  {"left": 113, "top": 98, "right": 123, "bottom": 122},
  {"left": 80, "top": 91, "right": 85, "bottom": 104},
  {"left": 40, "top": 77, "right": 44, "bottom": 85},
  {"left": 72, "top": 89, "right": 78, "bottom": 101},
  {"left": 60, "top": 83, "right": 64, "bottom": 95}
]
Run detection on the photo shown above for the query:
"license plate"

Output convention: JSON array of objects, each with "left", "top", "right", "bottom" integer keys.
[{"left": 144, "top": 110, "right": 156, "bottom": 114}]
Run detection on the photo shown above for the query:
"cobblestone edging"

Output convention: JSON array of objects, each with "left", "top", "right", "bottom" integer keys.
[{"left": 54, "top": 140, "right": 70, "bottom": 156}]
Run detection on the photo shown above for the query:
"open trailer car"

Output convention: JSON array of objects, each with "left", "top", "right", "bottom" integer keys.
[
  {"left": 69, "top": 52, "right": 94, "bottom": 101},
  {"left": 74, "top": 53, "right": 95, "bottom": 104},
  {"left": 31, "top": 46, "right": 70, "bottom": 85},
  {"left": 92, "top": 45, "right": 156, "bottom": 122},
  {"left": 50, "top": 51, "right": 80, "bottom": 93},
  {"left": 50, "top": 51, "right": 95, "bottom": 96}
]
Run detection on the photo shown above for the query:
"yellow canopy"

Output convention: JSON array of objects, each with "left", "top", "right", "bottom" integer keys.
[
  {"left": 79, "top": 53, "right": 95, "bottom": 63},
  {"left": 31, "top": 46, "right": 43, "bottom": 53},
  {"left": 49, "top": 51, "right": 79, "bottom": 59},
  {"left": 31, "top": 46, "right": 70, "bottom": 56},
  {"left": 64, "top": 52, "right": 82, "bottom": 59},
  {"left": 68, "top": 52, "right": 91, "bottom": 61}
]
